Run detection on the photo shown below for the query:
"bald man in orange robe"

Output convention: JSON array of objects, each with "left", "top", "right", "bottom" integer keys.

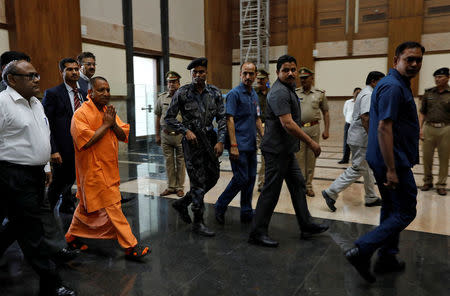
[{"left": 65, "top": 76, "right": 149, "bottom": 260}]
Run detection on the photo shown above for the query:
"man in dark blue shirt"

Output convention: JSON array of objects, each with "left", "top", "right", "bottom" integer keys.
[
  {"left": 214, "top": 62, "right": 264, "bottom": 224},
  {"left": 345, "top": 41, "right": 424, "bottom": 283},
  {"left": 248, "top": 55, "right": 328, "bottom": 248}
]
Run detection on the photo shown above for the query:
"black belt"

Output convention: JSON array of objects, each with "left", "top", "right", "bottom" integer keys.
[{"left": 0, "top": 160, "right": 45, "bottom": 170}]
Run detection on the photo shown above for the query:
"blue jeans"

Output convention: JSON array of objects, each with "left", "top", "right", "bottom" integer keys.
[
  {"left": 215, "top": 150, "right": 257, "bottom": 217},
  {"left": 355, "top": 166, "right": 417, "bottom": 257}
]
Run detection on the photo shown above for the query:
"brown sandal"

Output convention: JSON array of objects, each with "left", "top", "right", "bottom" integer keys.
[{"left": 125, "top": 244, "right": 150, "bottom": 261}]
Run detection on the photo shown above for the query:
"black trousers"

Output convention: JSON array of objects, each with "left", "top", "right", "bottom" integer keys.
[
  {"left": 341, "top": 122, "right": 351, "bottom": 161},
  {"left": 0, "top": 161, "right": 61, "bottom": 289},
  {"left": 251, "top": 152, "right": 312, "bottom": 236},
  {"left": 47, "top": 159, "right": 76, "bottom": 210},
  {"left": 177, "top": 134, "right": 219, "bottom": 219}
]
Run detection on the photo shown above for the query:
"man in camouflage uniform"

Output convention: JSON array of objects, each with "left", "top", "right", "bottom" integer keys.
[
  {"left": 295, "top": 67, "right": 330, "bottom": 197},
  {"left": 255, "top": 69, "right": 269, "bottom": 192},
  {"left": 155, "top": 71, "right": 185, "bottom": 197},
  {"left": 419, "top": 67, "right": 450, "bottom": 196},
  {"left": 165, "top": 57, "right": 226, "bottom": 237}
]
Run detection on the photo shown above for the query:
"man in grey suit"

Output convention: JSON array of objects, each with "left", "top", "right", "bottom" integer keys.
[{"left": 248, "top": 55, "right": 328, "bottom": 247}]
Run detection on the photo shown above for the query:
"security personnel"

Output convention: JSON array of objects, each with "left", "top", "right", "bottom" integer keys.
[
  {"left": 165, "top": 57, "right": 226, "bottom": 237},
  {"left": 155, "top": 71, "right": 185, "bottom": 197},
  {"left": 295, "top": 67, "right": 330, "bottom": 197},
  {"left": 255, "top": 69, "right": 269, "bottom": 191},
  {"left": 419, "top": 67, "right": 450, "bottom": 196}
]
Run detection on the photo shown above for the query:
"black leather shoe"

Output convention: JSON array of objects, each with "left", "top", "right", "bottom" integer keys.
[
  {"left": 301, "top": 223, "right": 329, "bottom": 239},
  {"left": 215, "top": 209, "right": 225, "bottom": 225},
  {"left": 53, "top": 248, "right": 80, "bottom": 263},
  {"left": 172, "top": 201, "right": 192, "bottom": 224},
  {"left": 374, "top": 254, "right": 405, "bottom": 274},
  {"left": 192, "top": 223, "right": 215, "bottom": 237},
  {"left": 321, "top": 190, "right": 336, "bottom": 212},
  {"left": 338, "top": 160, "right": 349, "bottom": 164},
  {"left": 248, "top": 234, "right": 279, "bottom": 248},
  {"left": 365, "top": 198, "right": 382, "bottom": 207},
  {"left": 40, "top": 285, "right": 77, "bottom": 296},
  {"left": 344, "top": 247, "right": 376, "bottom": 283}
]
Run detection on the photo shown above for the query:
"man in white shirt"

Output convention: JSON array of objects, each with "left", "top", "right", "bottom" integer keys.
[
  {"left": 338, "top": 88, "right": 361, "bottom": 164},
  {"left": 0, "top": 60, "right": 75, "bottom": 295},
  {"left": 322, "top": 71, "right": 385, "bottom": 211}
]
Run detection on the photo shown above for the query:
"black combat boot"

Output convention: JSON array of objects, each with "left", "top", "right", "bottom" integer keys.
[
  {"left": 192, "top": 213, "right": 215, "bottom": 237},
  {"left": 172, "top": 199, "right": 192, "bottom": 224}
]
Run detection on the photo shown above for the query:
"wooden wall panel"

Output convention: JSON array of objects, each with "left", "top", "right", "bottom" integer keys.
[
  {"left": 423, "top": 0, "right": 450, "bottom": 33},
  {"left": 316, "top": 0, "right": 346, "bottom": 42},
  {"left": 288, "top": 0, "right": 315, "bottom": 80},
  {"left": 388, "top": 0, "right": 424, "bottom": 95},
  {"left": 205, "top": 0, "right": 232, "bottom": 89},
  {"left": 6, "top": 0, "right": 82, "bottom": 93}
]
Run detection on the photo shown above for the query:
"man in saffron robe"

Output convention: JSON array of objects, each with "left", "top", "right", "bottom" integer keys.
[{"left": 65, "top": 76, "right": 148, "bottom": 259}]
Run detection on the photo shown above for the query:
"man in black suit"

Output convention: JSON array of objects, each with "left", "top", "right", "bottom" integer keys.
[
  {"left": 77, "top": 52, "right": 96, "bottom": 93},
  {"left": 43, "top": 58, "right": 87, "bottom": 213}
]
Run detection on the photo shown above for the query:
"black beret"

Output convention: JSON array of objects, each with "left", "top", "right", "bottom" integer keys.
[
  {"left": 433, "top": 67, "right": 449, "bottom": 76},
  {"left": 187, "top": 57, "right": 207, "bottom": 70}
]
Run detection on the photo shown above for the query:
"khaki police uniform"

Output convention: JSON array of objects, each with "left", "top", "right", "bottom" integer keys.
[
  {"left": 155, "top": 91, "right": 185, "bottom": 192},
  {"left": 295, "top": 85, "right": 329, "bottom": 192},
  {"left": 420, "top": 84, "right": 450, "bottom": 190},
  {"left": 255, "top": 69, "right": 270, "bottom": 191}
]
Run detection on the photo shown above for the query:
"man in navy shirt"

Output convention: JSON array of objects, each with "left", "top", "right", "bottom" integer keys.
[
  {"left": 345, "top": 42, "right": 424, "bottom": 283},
  {"left": 248, "top": 55, "right": 328, "bottom": 247},
  {"left": 215, "top": 62, "right": 264, "bottom": 224}
]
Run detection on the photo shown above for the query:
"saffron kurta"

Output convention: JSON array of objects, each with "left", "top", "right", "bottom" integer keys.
[{"left": 66, "top": 98, "right": 137, "bottom": 248}]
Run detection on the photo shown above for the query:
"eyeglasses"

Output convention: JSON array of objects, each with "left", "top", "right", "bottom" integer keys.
[
  {"left": 83, "top": 62, "right": 96, "bottom": 67},
  {"left": 10, "top": 72, "right": 40, "bottom": 80}
]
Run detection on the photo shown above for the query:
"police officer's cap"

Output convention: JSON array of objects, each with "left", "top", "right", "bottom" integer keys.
[
  {"left": 256, "top": 69, "right": 269, "bottom": 78},
  {"left": 187, "top": 57, "right": 208, "bottom": 70},
  {"left": 299, "top": 67, "right": 314, "bottom": 78},
  {"left": 433, "top": 67, "right": 449, "bottom": 77},
  {"left": 165, "top": 71, "right": 181, "bottom": 81}
]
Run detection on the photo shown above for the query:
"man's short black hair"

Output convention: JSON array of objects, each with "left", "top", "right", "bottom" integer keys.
[
  {"left": 1, "top": 51, "right": 30, "bottom": 68},
  {"left": 395, "top": 41, "right": 425, "bottom": 57},
  {"left": 77, "top": 52, "right": 96, "bottom": 64},
  {"left": 276, "top": 55, "right": 297, "bottom": 71},
  {"left": 365, "top": 71, "right": 385, "bottom": 85},
  {"left": 59, "top": 58, "right": 78, "bottom": 71},
  {"left": 90, "top": 76, "right": 108, "bottom": 88},
  {"left": 353, "top": 87, "right": 362, "bottom": 93}
]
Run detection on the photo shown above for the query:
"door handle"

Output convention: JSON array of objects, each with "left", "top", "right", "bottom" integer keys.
[{"left": 141, "top": 104, "right": 153, "bottom": 113}]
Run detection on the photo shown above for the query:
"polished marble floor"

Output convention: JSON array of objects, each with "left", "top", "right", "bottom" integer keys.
[{"left": 1, "top": 111, "right": 449, "bottom": 296}]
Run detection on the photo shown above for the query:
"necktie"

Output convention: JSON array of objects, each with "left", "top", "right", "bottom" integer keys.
[{"left": 73, "top": 88, "right": 81, "bottom": 111}]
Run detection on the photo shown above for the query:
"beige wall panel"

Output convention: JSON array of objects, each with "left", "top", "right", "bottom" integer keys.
[
  {"left": 133, "top": 0, "right": 160, "bottom": 34},
  {"left": 134, "top": 29, "right": 161, "bottom": 51},
  {"left": 418, "top": 53, "right": 450, "bottom": 95},
  {"left": 315, "top": 57, "right": 387, "bottom": 96},
  {"left": 80, "top": 0, "right": 122, "bottom": 25},
  {"left": 169, "top": 0, "right": 204, "bottom": 45},
  {"left": 315, "top": 41, "right": 347, "bottom": 58},
  {"left": 0, "top": 0, "right": 5, "bottom": 23},
  {"left": 81, "top": 16, "right": 124, "bottom": 45},
  {"left": 169, "top": 37, "right": 204, "bottom": 58},
  {"left": 0, "top": 29, "right": 9, "bottom": 53},
  {"left": 169, "top": 57, "right": 193, "bottom": 87},
  {"left": 353, "top": 38, "right": 388, "bottom": 55},
  {"left": 421, "top": 32, "right": 450, "bottom": 52},
  {"left": 82, "top": 43, "right": 127, "bottom": 96}
]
